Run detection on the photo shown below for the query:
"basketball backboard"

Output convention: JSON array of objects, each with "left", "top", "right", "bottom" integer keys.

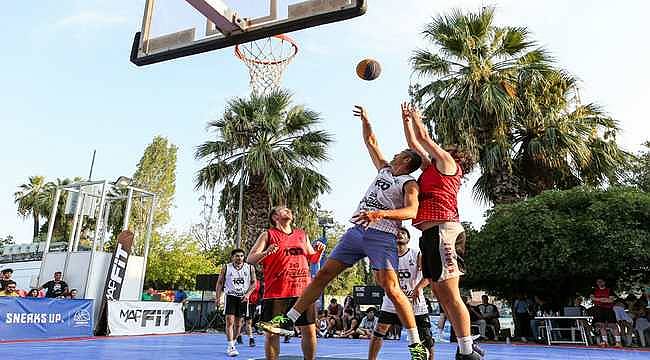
[{"left": 130, "top": 0, "right": 367, "bottom": 66}]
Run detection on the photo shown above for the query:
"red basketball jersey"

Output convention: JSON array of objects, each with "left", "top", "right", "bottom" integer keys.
[
  {"left": 414, "top": 163, "right": 462, "bottom": 224},
  {"left": 261, "top": 227, "right": 314, "bottom": 299},
  {"left": 593, "top": 287, "right": 614, "bottom": 309}
]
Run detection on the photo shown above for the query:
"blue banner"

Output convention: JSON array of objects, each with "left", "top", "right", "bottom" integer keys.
[{"left": 0, "top": 297, "right": 93, "bottom": 341}]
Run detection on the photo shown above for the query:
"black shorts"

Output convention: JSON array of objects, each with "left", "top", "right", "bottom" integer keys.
[
  {"left": 225, "top": 294, "right": 248, "bottom": 317},
  {"left": 261, "top": 297, "right": 315, "bottom": 326},
  {"left": 377, "top": 311, "right": 434, "bottom": 348},
  {"left": 245, "top": 303, "right": 257, "bottom": 320},
  {"left": 593, "top": 307, "right": 617, "bottom": 324},
  {"left": 419, "top": 223, "right": 466, "bottom": 282}
]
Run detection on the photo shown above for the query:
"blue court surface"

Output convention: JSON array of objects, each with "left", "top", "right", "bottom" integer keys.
[{"left": 4, "top": 333, "right": 649, "bottom": 360}]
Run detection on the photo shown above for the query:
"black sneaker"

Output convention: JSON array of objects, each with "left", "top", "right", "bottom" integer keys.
[
  {"left": 455, "top": 349, "right": 484, "bottom": 360},
  {"left": 249, "top": 337, "right": 256, "bottom": 347},
  {"left": 283, "top": 336, "right": 291, "bottom": 343},
  {"left": 236, "top": 335, "right": 243, "bottom": 344},
  {"left": 258, "top": 315, "right": 295, "bottom": 337},
  {"left": 408, "top": 342, "right": 429, "bottom": 360}
]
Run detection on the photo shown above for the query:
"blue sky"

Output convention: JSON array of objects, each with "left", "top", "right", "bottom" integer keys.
[{"left": 1, "top": 0, "right": 649, "bottom": 244}]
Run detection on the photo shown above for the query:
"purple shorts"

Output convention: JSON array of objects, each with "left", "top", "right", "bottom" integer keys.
[{"left": 328, "top": 225, "right": 398, "bottom": 270}]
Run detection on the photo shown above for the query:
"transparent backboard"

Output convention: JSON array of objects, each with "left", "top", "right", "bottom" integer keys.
[{"left": 131, "top": 0, "right": 367, "bottom": 66}]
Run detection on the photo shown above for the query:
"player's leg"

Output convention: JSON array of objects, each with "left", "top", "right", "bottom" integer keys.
[
  {"left": 369, "top": 320, "right": 392, "bottom": 360},
  {"left": 265, "top": 333, "right": 280, "bottom": 360},
  {"left": 290, "top": 259, "right": 348, "bottom": 314},
  {"left": 299, "top": 324, "right": 317, "bottom": 360},
  {"left": 416, "top": 314, "right": 435, "bottom": 360}
]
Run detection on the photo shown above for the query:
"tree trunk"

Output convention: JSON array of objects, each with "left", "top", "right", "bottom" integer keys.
[
  {"left": 32, "top": 210, "right": 40, "bottom": 242},
  {"left": 243, "top": 175, "right": 270, "bottom": 251},
  {"left": 489, "top": 167, "right": 525, "bottom": 205}
]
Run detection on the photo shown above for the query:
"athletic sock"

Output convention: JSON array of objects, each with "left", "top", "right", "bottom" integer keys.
[
  {"left": 602, "top": 335, "right": 608, "bottom": 343},
  {"left": 287, "top": 308, "right": 301, "bottom": 322},
  {"left": 615, "top": 336, "right": 621, "bottom": 343},
  {"left": 228, "top": 340, "right": 235, "bottom": 347},
  {"left": 406, "top": 327, "right": 421, "bottom": 345},
  {"left": 458, "top": 336, "right": 474, "bottom": 355}
]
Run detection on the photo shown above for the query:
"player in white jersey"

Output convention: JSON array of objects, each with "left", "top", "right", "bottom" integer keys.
[
  {"left": 369, "top": 227, "right": 434, "bottom": 360},
  {"left": 215, "top": 248, "right": 257, "bottom": 357}
]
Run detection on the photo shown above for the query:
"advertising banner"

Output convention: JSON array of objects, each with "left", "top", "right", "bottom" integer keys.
[
  {"left": 107, "top": 301, "right": 184, "bottom": 336},
  {"left": 0, "top": 298, "right": 93, "bottom": 341}
]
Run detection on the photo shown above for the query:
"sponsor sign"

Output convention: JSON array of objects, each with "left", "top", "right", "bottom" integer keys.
[
  {"left": 107, "top": 301, "right": 184, "bottom": 336},
  {"left": 0, "top": 298, "right": 94, "bottom": 340}
]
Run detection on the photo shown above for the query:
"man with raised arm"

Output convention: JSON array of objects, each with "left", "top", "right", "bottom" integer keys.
[
  {"left": 247, "top": 206, "right": 325, "bottom": 360},
  {"left": 258, "top": 105, "right": 429, "bottom": 360},
  {"left": 401, "top": 103, "right": 484, "bottom": 359}
]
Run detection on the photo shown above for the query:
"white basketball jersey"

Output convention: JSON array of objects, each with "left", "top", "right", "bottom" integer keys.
[
  {"left": 350, "top": 166, "right": 415, "bottom": 235},
  {"left": 381, "top": 248, "right": 428, "bottom": 315},
  {"left": 224, "top": 263, "right": 252, "bottom": 297}
]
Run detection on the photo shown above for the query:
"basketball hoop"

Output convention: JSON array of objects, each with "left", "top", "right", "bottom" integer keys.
[{"left": 235, "top": 34, "right": 299, "bottom": 96}]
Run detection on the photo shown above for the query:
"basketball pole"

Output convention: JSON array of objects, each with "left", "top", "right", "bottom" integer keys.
[{"left": 236, "top": 161, "right": 244, "bottom": 249}]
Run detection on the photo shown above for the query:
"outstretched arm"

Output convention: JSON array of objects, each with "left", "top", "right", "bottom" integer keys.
[
  {"left": 247, "top": 231, "right": 279, "bottom": 265},
  {"left": 401, "top": 102, "right": 431, "bottom": 170},
  {"left": 353, "top": 105, "right": 389, "bottom": 170},
  {"left": 409, "top": 106, "right": 457, "bottom": 175}
]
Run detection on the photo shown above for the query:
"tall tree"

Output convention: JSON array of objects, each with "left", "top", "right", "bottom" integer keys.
[
  {"left": 195, "top": 90, "right": 332, "bottom": 249},
  {"left": 410, "top": 7, "right": 627, "bottom": 204},
  {"left": 14, "top": 175, "right": 49, "bottom": 241},
  {"left": 627, "top": 141, "right": 650, "bottom": 192}
]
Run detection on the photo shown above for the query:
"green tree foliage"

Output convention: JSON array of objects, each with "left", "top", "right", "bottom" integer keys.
[
  {"left": 195, "top": 90, "right": 332, "bottom": 250},
  {"left": 322, "top": 224, "right": 367, "bottom": 296},
  {"left": 131, "top": 136, "right": 177, "bottom": 231},
  {"left": 144, "top": 232, "right": 217, "bottom": 289},
  {"left": 14, "top": 176, "right": 49, "bottom": 241},
  {"left": 411, "top": 7, "right": 628, "bottom": 204},
  {"left": 627, "top": 141, "right": 650, "bottom": 192},
  {"left": 464, "top": 187, "right": 650, "bottom": 301}
]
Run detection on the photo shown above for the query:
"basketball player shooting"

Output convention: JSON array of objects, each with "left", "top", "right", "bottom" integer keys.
[{"left": 258, "top": 105, "right": 429, "bottom": 360}]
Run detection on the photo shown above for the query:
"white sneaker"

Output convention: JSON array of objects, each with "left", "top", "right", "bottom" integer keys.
[{"left": 227, "top": 346, "right": 239, "bottom": 357}]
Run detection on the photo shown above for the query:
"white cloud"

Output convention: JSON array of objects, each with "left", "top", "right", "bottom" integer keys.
[{"left": 56, "top": 11, "right": 127, "bottom": 27}]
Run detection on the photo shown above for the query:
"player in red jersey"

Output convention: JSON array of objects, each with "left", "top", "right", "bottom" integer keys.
[
  {"left": 401, "top": 103, "right": 483, "bottom": 360},
  {"left": 247, "top": 206, "right": 325, "bottom": 360},
  {"left": 590, "top": 278, "right": 622, "bottom": 347}
]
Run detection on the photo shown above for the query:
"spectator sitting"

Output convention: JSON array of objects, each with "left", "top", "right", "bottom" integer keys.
[
  {"left": 67, "top": 289, "right": 78, "bottom": 299},
  {"left": 478, "top": 295, "right": 501, "bottom": 340},
  {"left": 142, "top": 287, "right": 156, "bottom": 301},
  {"left": 355, "top": 307, "right": 378, "bottom": 339},
  {"left": 613, "top": 298, "right": 634, "bottom": 346},
  {"left": 633, "top": 305, "right": 649, "bottom": 347},
  {"left": 327, "top": 299, "right": 343, "bottom": 329},
  {"left": 26, "top": 288, "right": 41, "bottom": 298},
  {"left": 0, "top": 281, "right": 20, "bottom": 297},
  {"left": 464, "top": 296, "right": 487, "bottom": 339},
  {"left": 174, "top": 286, "right": 188, "bottom": 304},
  {"left": 316, "top": 310, "right": 329, "bottom": 338},
  {"left": 574, "top": 296, "right": 595, "bottom": 344},
  {"left": 39, "top": 271, "right": 69, "bottom": 298},
  {"left": 338, "top": 308, "right": 360, "bottom": 338},
  {"left": 0, "top": 268, "right": 14, "bottom": 291}
]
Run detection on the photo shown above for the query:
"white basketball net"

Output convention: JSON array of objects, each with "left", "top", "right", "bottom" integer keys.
[{"left": 235, "top": 35, "right": 298, "bottom": 96}]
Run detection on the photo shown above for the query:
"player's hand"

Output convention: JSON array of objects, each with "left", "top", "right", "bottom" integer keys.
[
  {"left": 401, "top": 102, "right": 412, "bottom": 122},
  {"left": 242, "top": 293, "right": 250, "bottom": 302},
  {"left": 411, "top": 286, "right": 423, "bottom": 303},
  {"left": 264, "top": 244, "right": 279, "bottom": 256},
  {"left": 408, "top": 105, "right": 423, "bottom": 122},
  {"left": 353, "top": 105, "right": 369, "bottom": 122},
  {"left": 215, "top": 297, "right": 223, "bottom": 309},
  {"left": 313, "top": 241, "right": 326, "bottom": 252},
  {"left": 351, "top": 210, "right": 385, "bottom": 228}
]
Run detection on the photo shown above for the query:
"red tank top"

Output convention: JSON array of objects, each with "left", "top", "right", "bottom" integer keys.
[
  {"left": 593, "top": 288, "right": 614, "bottom": 309},
  {"left": 248, "top": 281, "right": 261, "bottom": 305},
  {"left": 414, "top": 162, "right": 462, "bottom": 224},
  {"left": 261, "top": 228, "right": 312, "bottom": 299}
]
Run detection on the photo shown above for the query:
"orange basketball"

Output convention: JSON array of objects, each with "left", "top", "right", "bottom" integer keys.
[{"left": 356, "top": 58, "right": 382, "bottom": 81}]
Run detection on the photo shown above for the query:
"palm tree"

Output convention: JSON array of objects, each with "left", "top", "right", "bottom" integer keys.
[
  {"left": 14, "top": 176, "right": 49, "bottom": 241},
  {"left": 411, "top": 7, "right": 627, "bottom": 203},
  {"left": 194, "top": 90, "right": 332, "bottom": 249}
]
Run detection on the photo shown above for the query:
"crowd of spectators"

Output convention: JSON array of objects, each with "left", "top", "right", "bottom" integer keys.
[
  {"left": 509, "top": 279, "right": 650, "bottom": 348},
  {"left": 0, "top": 268, "right": 78, "bottom": 299}
]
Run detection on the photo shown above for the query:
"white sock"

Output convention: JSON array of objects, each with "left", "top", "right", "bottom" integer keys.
[
  {"left": 615, "top": 336, "right": 621, "bottom": 342},
  {"left": 458, "top": 336, "right": 474, "bottom": 355},
  {"left": 406, "top": 328, "right": 421, "bottom": 345},
  {"left": 602, "top": 335, "right": 608, "bottom": 343},
  {"left": 228, "top": 340, "right": 235, "bottom": 347},
  {"left": 287, "top": 308, "right": 301, "bottom": 322}
]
